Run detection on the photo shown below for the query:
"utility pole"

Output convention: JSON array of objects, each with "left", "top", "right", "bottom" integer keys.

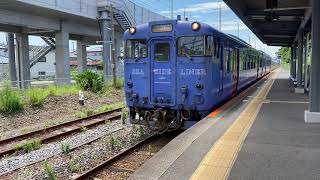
[
  {"left": 110, "top": 5, "right": 117, "bottom": 88},
  {"left": 237, "top": 21, "right": 240, "bottom": 38},
  {"left": 171, "top": 0, "right": 174, "bottom": 19},
  {"left": 219, "top": 4, "right": 222, "bottom": 31}
]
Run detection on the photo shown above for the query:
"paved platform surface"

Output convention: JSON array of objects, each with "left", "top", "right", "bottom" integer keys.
[
  {"left": 129, "top": 70, "right": 318, "bottom": 180},
  {"left": 229, "top": 71, "right": 320, "bottom": 180}
]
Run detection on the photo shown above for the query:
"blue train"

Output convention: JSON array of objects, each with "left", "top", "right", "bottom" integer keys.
[{"left": 124, "top": 19, "right": 271, "bottom": 133}]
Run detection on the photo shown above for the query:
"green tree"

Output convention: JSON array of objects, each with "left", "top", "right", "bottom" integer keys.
[{"left": 276, "top": 47, "right": 291, "bottom": 64}]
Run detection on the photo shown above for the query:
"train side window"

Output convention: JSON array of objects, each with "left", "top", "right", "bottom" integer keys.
[
  {"left": 205, "top": 36, "right": 214, "bottom": 56},
  {"left": 224, "top": 48, "right": 230, "bottom": 73},
  {"left": 230, "top": 49, "right": 235, "bottom": 72},
  {"left": 155, "top": 43, "right": 170, "bottom": 62},
  {"left": 214, "top": 37, "right": 219, "bottom": 58},
  {"left": 178, "top": 36, "right": 204, "bottom": 57}
]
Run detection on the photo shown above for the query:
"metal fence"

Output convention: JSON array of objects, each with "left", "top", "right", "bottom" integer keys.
[{"left": 97, "top": 0, "right": 167, "bottom": 26}]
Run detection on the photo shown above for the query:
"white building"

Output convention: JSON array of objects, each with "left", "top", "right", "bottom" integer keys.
[{"left": 30, "top": 50, "right": 56, "bottom": 80}]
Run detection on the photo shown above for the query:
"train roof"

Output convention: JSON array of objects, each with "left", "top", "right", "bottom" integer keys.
[{"left": 125, "top": 19, "right": 267, "bottom": 51}]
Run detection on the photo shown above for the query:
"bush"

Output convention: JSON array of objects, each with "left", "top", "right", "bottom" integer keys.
[
  {"left": 0, "top": 82, "right": 23, "bottom": 114},
  {"left": 74, "top": 71, "right": 104, "bottom": 93},
  {"left": 26, "top": 88, "right": 48, "bottom": 107}
]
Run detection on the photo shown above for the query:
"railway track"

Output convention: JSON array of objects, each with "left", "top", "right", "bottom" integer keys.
[
  {"left": 73, "top": 131, "right": 182, "bottom": 180},
  {"left": 0, "top": 108, "right": 123, "bottom": 158}
]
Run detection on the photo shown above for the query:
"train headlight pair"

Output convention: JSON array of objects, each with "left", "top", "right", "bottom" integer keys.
[
  {"left": 191, "top": 22, "right": 201, "bottom": 31},
  {"left": 129, "top": 27, "right": 136, "bottom": 34}
]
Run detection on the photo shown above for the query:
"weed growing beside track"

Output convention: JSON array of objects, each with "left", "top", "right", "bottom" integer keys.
[{"left": 0, "top": 82, "right": 23, "bottom": 114}]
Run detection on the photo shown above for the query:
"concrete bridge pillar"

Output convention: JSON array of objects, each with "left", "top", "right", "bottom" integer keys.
[
  {"left": 100, "top": 10, "right": 111, "bottom": 80},
  {"left": 305, "top": 0, "right": 320, "bottom": 122},
  {"left": 16, "top": 33, "right": 30, "bottom": 89},
  {"left": 7, "top": 33, "right": 17, "bottom": 86},
  {"left": 77, "top": 41, "right": 87, "bottom": 73},
  {"left": 295, "top": 30, "right": 304, "bottom": 93},
  {"left": 55, "top": 28, "right": 71, "bottom": 85}
]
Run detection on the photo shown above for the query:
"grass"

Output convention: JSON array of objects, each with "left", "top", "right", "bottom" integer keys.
[
  {"left": 0, "top": 82, "right": 23, "bottom": 114},
  {"left": 79, "top": 126, "right": 88, "bottom": 132},
  {"left": 95, "top": 102, "right": 125, "bottom": 114},
  {"left": 110, "top": 137, "right": 123, "bottom": 150},
  {"left": 74, "top": 101, "right": 125, "bottom": 119},
  {"left": 24, "top": 85, "right": 79, "bottom": 107},
  {"left": 69, "top": 156, "right": 81, "bottom": 173},
  {"left": 44, "top": 160, "right": 57, "bottom": 180},
  {"left": 44, "top": 120, "right": 62, "bottom": 128},
  {"left": 0, "top": 78, "right": 123, "bottom": 114},
  {"left": 47, "top": 85, "right": 79, "bottom": 96},
  {"left": 74, "top": 109, "right": 95, "bottom": 119},
  {"left": 61, "top": 142, "right": 71, "bottom": 154},
  {"left": 121, "top": 109, "right": 128, "bottom": 125},
  {"left": 25, "top": 88, "right": 49, "bottom": 107},
  {"left": 101, "top": 78, "right": 124, "bottom": 97},
  {"left": 139, "top": 126, "right": 145, "bottom": 136},
  {"left": 15, "top": 139, "right": 42, "bottom": 153}
]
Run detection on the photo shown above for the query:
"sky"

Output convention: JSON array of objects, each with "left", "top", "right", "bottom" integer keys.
[
  {"left": 133, "top": 0, "right": 280, "bottom": 57},
  {"left": 0, "top": 0, "right": 280, "bottom": 57}
]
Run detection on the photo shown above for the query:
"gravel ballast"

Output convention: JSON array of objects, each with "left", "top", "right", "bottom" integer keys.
[{"left": 0, "top": 121, "right": 124, "bottom": 176}]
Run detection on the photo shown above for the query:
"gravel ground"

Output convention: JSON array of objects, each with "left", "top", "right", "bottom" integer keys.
[
  {"left": 0, "top": 120, "right": 124, "bottom": 176},
  {"left": 0, "top": 89, "right": 124, "bottom": 140},
  {"left": 1, "top": 121, "right": 151, "bottom": 180}
]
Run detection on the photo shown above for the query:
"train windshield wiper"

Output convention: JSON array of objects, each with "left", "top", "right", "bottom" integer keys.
[{"left": 134, "top": 57, "right": 142, "bottom": 62}]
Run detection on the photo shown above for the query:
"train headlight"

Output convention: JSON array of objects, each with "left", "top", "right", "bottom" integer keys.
[
  {"left": 191, "top": 22, "right": 201, "bottom": 31},
  {"left": 129, "top": 27, "right": 136, "bottom": 34}
]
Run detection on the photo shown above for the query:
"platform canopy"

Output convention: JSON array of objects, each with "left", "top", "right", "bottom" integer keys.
[{"left": 224, "top": 0, "right": 311, "bottom": 46}]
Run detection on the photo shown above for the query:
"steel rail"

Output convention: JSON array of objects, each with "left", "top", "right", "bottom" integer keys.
[
  {"left": 0, "top": 108, "right": 123, "bottom": 157},
  {"left": 73, "top": 135, "right": 158, "bottom": 180}
]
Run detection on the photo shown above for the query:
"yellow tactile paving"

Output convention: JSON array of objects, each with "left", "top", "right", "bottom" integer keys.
[{"left": 190, "top": 70, "right": 280, "bottom": 180}]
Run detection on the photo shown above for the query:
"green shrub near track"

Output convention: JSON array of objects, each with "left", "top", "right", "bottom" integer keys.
[
  {"left": 0, "top": 82, "right": 23, "bottom": 114},
  {"left": 74, "top": 70, "right": 104, "bottom": 93},
  {"left": 26, "top": 88, "right": 49, "bottom": 107}
]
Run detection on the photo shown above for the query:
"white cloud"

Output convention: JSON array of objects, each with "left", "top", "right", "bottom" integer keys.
[{"left": 161, "top": 2, "right": 229, "bottom": 14}]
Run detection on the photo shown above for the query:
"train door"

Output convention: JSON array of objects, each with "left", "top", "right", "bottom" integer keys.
[
  {"left": 150, "top": 39, "right": 176, "bottom": 106},
  {"left": 231, "top": 48, "right": 239, "bottom": 96}
]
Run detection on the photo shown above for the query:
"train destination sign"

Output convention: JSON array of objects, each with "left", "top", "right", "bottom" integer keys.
[{"left": 152, "top": 24, "right": 173, "bottom": 33}]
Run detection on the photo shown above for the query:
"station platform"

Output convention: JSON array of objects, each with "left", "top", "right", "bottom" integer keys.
[{"left": 128, "top": 69, "right": 318, "bottom": 180}]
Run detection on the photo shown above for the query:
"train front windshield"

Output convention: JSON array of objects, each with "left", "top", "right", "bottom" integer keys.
[{"left": 125, "top": 40, "right": 148, "bottom": 58}]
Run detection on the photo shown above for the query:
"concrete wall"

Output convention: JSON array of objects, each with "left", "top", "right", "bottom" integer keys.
[{"left": 16, "top": 0, "right": 98, "bottom": 19}]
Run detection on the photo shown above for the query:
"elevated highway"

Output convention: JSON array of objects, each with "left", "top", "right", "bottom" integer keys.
[{"left": 0, "top": 0, "right": 165, "bottom": 86}]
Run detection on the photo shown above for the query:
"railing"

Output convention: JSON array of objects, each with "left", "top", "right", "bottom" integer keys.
[{"left": 97, "top": 0, "right": 166, "bottom": 26}]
